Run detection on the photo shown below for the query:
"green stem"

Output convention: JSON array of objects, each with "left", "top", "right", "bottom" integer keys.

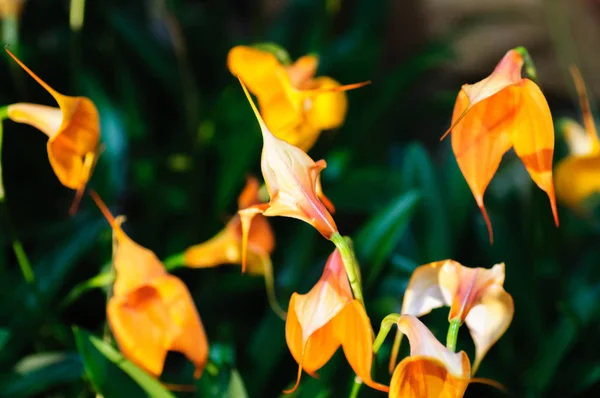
[
  {"left": 351, "top": 314, "right": 401, "bottom": 398},
  {"left": 331, "top": 232, "right": 364, "bottom": 306},
  {"left": 164, "top": 251, "right": 185, "bottom": 270},
  {"left": 69, "top": 0, "right": 86, "bottom": 32},
  {"left": 2, "top": 15, "right": 19, "bottom": 47},
  {"left": 514, "top": 46, "right": 537, "bottom": 82},
  {"left": 0, "top": 106, "right": 36, "bottom": 285},
  {"left": 446, "top": 318, "right": 462, "bottom": 352}
]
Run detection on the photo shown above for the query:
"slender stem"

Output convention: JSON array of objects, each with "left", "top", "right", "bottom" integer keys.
[
  {"left": 0, "top": 107, "right": 36, "bottom": 285},
  {"left": 164, "top": 252, "right": 185, "bottom": 270},
  {"left": 69, "top": 0, "right": 86, "bottom": 32},
  {"left": 331, "top": 232, "right": 364, "bottom": 306},
  {"left": 514, "top": 46, "right": 537, "bottom": 82},
  {"left": 446, "top": 318, "right": 462, "bottom": 352},
  {"left": 348, "top": 376, "right": 362, "bottom": 398},
  {"left": 351, "top": 313, "right": 401, "bottom": 398}
]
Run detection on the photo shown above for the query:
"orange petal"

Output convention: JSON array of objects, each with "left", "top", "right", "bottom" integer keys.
[
  {"left": 6, "top": 49, "right": 100, "bottom": 190},
  {"left": 465, "top": 285, "right": 514, "bottom": 374},
  {"left": 442, "top": 261, "right": 507, "bottom": 323},
  {"left": 227, "top": 46, "right": 286, "bottom": 101},
  {"left": 303, "top": 76, "right": 349, "bottom": 131},
  {"left": 401, "top": 261, "right": 451, "bottom": 316},
  {"left": 333, "top": 301, "right": 389, "bottom": 392},
  {"left": 183, "top": 227, "right": 240, "bottom": 269},
  {"left": 441, "top": 49, "right": 523, "bottom": 141},
  {"left": 238, "top": 204, "right": 269, "bottom": 273},
  {"left": 315, "top": 174, "right": 336, "bottom": 214},
  {"left": 0, "top": 0, "right": 25, "bottom": 18},
  {"left": 108, "top": 275, "right": 208, "bottom": 379},
  {"left": 285, "top": 55, "right": 319, "bottom": 88},
  {"left": 560, "top": 119, "right": 596, "bottom": 156},
  {"left": 389, "top": 356, "right": 470, "bottom": 398},
  {"left": 239, "top": 79, "right": 338, "bottom": 239},
  {"left": 450, "top": 87, "right": 516, "bottom": 243},
  {"left": 149, "top": 275, "right": 209, "bottom": 379},
  {"left": 509, "top": 79, "right": 559, "bottom": 226},
  {"left": 237, "top": 175, "right": 263, "bottom": 209}
]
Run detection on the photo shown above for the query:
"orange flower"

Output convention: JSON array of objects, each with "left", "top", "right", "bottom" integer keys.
[
  {"left": 90, "top": 191, "right": 208, "bottom": 379},
  {"left": 555, "top": 67, "right": 600, "bottom": 211},
  {"left": 389, "top": 315, "right": 471, "bottom": 398},
  {"left": 236, "top": 79, "right": 338, "bottom": 270},
  {"left": 227, "top": 45, "right": 367, "bottom": 151},
  {"left": 285, "top": 248, "right": 388, "bottom": 393},
  {"left": 183, "top": 176, "right": 285, "bottom": 318},
  {"left": 4, "top": 48, "right": 100, "bottom": 212},
  {"left": 400, "top": 260, "right": 513, "bottom": 373},
  {"left": 442, "top": 47, "right": 558, "bottom": 242}
]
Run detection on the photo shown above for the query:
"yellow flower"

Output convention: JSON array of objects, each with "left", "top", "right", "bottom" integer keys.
[
  {"left": 554, "top": 67, "right": 600, "bottom": 211},
  {"left": 227, "top": 45, "right": 367, "bottom": 151}
]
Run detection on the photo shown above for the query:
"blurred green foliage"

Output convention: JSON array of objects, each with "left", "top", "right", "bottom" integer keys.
[{"left": 0, "top": 0, "right": 599, "bottom": 397}]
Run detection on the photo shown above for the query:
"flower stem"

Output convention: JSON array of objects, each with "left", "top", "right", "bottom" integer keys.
[
  {"left": 446, "top": 318, "right": 462, "bottom": 352},
  {"left": 514, "top": 46, "right": 537, "bottom": 82},
  {"left": 350, "top": 314, "right": 401, "bottom": 398},
  {"left": 331, "top": 232, "right": 364, "bottom": 306},
  {"left": 0, "top": 106, "right": 36, "bottom": 285},
  {"left": 69, "top": 0, "right": 86, "bottom": 32}
]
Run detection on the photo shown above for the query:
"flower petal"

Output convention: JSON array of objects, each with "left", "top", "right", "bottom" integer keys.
[
  {"left": 450, "top": 87, "right": 516, "bottom": 242},
  {"left": 401, "top": 261, "right": 452, "bottom": 317},
  {"left": 286, "top": 55, "right": 318, "bottom": 88},
  {"left": 509, "top": 79, "right": 559, "bottom": 226},
  {"left": 397, "top": 315, "right": 467, "bottom": 377},
  {"left": 239, "top": 79, "right": 338, "bottom": 239},
  {"left": 465, "top": 285, "right": 514, "bottom": 374},
  {"left": 304, "top": 76, "right": 348, "bottom": 131},
  {"left": 183, "top": 227, "right": 240, "bottom": 269},
  {"left": 444, "top": 262, "right": 506, "bottom": 323},
  {"left": 334, "top": 301, "right": 389, "bottom": 392},
  {"left": 7, "top": 103, "right": 62, "bottom": 137},
  {"left": 569, "top": 66, "right": 600, "bottom": 153},
  {"left": 560, "top": 119, "right": 596, "bottom": 156},
  {"left": 227, "top": 46, "right": 286, "bottom": 101},
  {"left": 389, "top": 355, "right": 470, "bottom": 398}
]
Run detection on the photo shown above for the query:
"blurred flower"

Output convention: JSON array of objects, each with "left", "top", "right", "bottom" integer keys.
[
  {"left": 236, "top": 80, "right": 337, "bottom": 270},
  {"left": 400, "top": 260, "right": 513, "bottom": 373},
  {"left": 5, "top": 48, "right": 100, "bottom": 212},
  {"left": 443, "top": 47, "right": 558, "bottom": 242},
  {"left": 0, "top": 0, "right": 25, "bottom": 19},
  {"left": 183, "top": 176, "right": 285, "bottom": 318},
  {"left": 90, "top": 191, "right": 208, "bottom": 379},
  {"left": 227, "top": 45, "right": 367, "bottom": 151},
  {"left": 389, "top": 315, "right": 470, "bottom": 398},
  {"left": 555, "top": 67, "right": 600, "bottom": 211},
  {"left": 285, "top": 248, "right": 388, "bottom": 393}
]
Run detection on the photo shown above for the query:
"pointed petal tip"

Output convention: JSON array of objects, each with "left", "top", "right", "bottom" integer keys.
[{"left": 478, "top": 202, "right": 494, "bottom": 244}]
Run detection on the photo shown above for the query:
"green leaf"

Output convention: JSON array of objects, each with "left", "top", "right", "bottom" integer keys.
[
  {"left": 0, "top": 352, "right": 83, "bottom": 397},
  {"left": 355, "top": 190, "right": 420, "bottom": 286},
  {"left": 73, "top": 327, "right": 175, "bottom": 398},
  {"left": 400, "top": 143, "right": 451, "bottom": 261}
]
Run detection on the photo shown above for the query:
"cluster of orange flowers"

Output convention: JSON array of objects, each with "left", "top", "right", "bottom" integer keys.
[{"left": 2, "top": 38, "right": 599, "bottom": 397}]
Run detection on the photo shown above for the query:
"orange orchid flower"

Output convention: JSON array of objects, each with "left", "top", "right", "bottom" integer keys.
[
  {"left": 183, "top": 176, "right": 285, "bottom": 318},
  {"left": 389, "top": 315, "right": 471, "bottom": 398},
  {"left": 236, "top": 79, "right": 338, "bottom": 270},
  {"left": 442, "top": 47, "right": 558, "bottom": 242},
  {"left": 227, "top": 45, "right": 368, "bottom": 151},
  {"left": 90, "top": 191, "right": 208, "bottom": 379},
  {"left": 555, "top": 67, "right": 600, "bottom": 211},
  {"left": 397, "top": 260, "right": 513, "bottom": 374},
  {"left": 4, "top": 48, "right": 100, "bottom": 213},
  {"left": 285, "top": 248, "right": 388, "bottom": 393}
]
